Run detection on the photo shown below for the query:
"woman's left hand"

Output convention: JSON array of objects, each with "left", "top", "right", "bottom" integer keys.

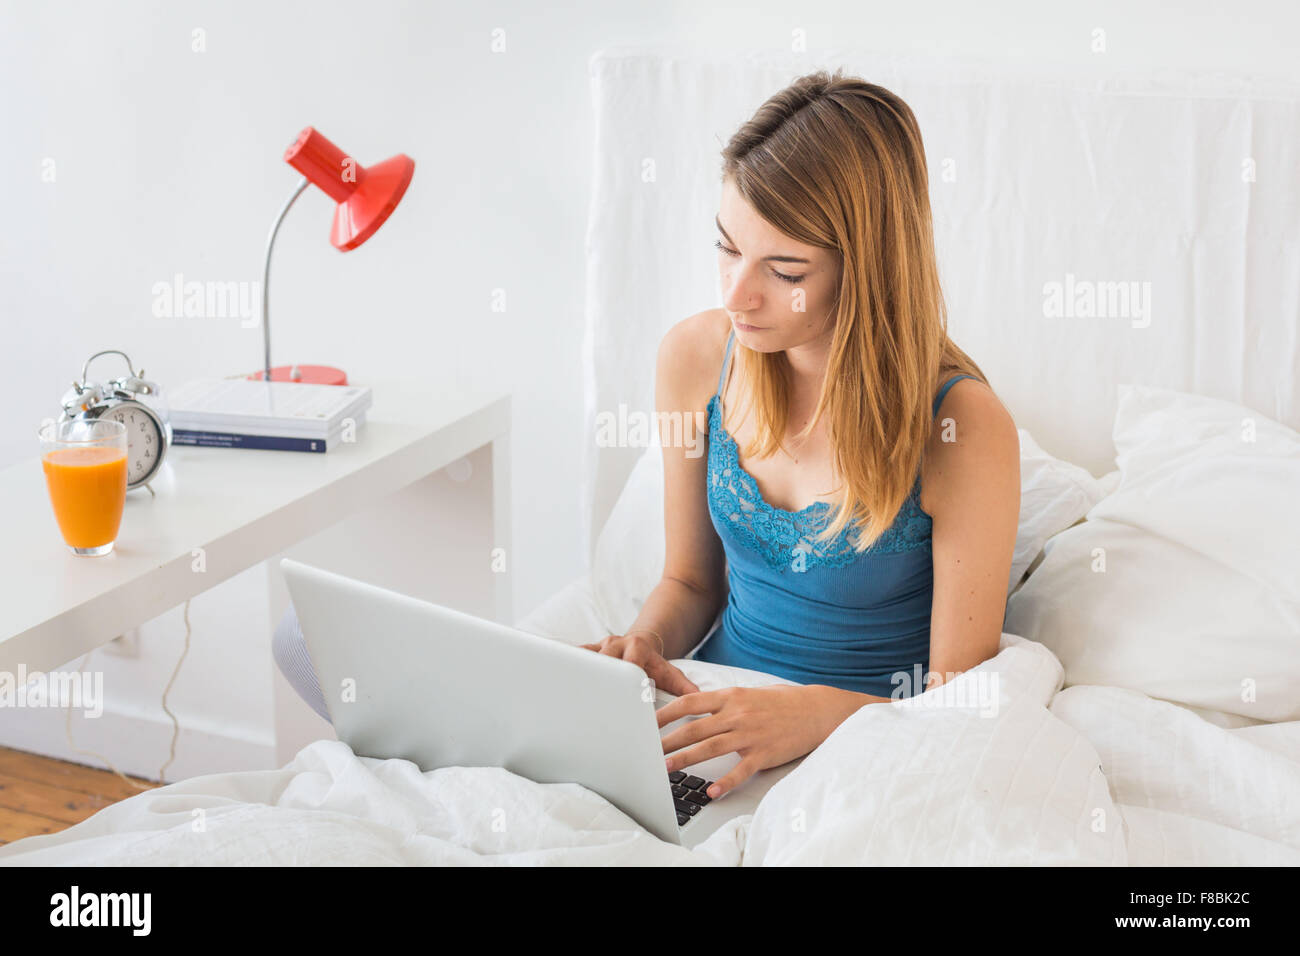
[{"left": 658, "top": 684, "right": 865, "bottom": 799}]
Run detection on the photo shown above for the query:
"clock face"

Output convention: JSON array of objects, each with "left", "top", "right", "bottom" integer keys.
[{"left": 102, "top": 402, "right": 164, "bottom": 486}]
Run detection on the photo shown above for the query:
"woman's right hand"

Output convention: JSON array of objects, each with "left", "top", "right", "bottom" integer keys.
[{"left": 580, "top": 633, "right": 700, "bottom": 698}]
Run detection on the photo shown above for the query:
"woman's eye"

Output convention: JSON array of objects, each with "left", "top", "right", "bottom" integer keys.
[{"left": 714, "top": 239, "right": 804, "bottom": 284}]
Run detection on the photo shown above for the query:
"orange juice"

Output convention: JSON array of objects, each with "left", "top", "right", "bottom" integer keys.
[{"left": 41, "top": 446, "right": 128, "bottom": 549}]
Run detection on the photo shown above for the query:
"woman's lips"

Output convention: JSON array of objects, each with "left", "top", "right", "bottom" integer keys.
[{"left": 733, "top": 320, "right": 765, "bottom": 332}]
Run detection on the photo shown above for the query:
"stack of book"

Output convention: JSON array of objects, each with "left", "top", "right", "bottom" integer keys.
[{"left": 166, "top": 378, "right": 372, "bottom": 453}]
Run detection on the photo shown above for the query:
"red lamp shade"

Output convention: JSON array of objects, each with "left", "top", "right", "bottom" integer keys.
[
  {"left": 248, "top": 127, "right": 414, "bottom": 385},
  {"left": 284, "top": 127, "right": 415, "bottom": 251}
]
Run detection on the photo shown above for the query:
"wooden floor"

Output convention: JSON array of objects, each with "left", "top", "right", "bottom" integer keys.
[{"left": 0, "top": 745, "right": 157, "bottom": 846}]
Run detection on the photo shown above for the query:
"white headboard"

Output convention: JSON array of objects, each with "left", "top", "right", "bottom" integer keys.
[{"left": 581, "top": 48, "right": 1300, "bottom": 555}]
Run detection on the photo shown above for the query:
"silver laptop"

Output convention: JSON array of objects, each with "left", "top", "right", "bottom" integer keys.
[{"left": 280, "top": 558, "right": 802, "bottom": 848}]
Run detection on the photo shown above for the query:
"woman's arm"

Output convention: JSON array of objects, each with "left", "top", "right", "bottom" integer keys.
[
  {"left": 922, "top": 379, "right": 1020, "bottom": 691},
  {"left": 624, "top": 316, "right": 729, "bottom": 659},
  {"left": 584, "top": 313, "right": 730, "bottom": 693}
]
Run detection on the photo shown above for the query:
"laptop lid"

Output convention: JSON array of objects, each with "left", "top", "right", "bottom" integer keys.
[{"left": 279, "top": 558, "right": 684, "bottom": 844}]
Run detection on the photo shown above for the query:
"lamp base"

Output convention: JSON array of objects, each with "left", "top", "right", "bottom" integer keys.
[{"left": 246, "top": 364, "right": 349, "bottom": 385}]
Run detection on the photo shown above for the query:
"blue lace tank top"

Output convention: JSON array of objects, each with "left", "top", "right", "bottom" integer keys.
[{"left": 692, "top": 330, "right": 976, "bottom": 698}]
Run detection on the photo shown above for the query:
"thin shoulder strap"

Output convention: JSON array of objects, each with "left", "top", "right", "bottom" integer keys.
[
  {"left": 932, "top": 374, "right": 976, "bottom": 418},
  {"left": 715, "top": 329, "right": 736, "bottom": 398}
]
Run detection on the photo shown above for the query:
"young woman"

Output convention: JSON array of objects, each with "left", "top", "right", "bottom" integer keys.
[{"left": 581, "top": 70, "right": 1020, "bottom": 800}]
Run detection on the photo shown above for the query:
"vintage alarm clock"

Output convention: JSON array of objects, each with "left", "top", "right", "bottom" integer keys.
[{"left": 58, "top": 350, "right": 172, "bottom": 490}]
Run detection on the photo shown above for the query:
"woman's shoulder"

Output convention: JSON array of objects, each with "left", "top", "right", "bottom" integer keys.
[
  {"left": 656, "top": 309, "right": 733, "bottom": 410},
  {"left": 930, "top": 372, "right": 1014, "bottom": 439},
  {"left": 934, "top": 370, "right": 988, "bottom": 412},
  {"left": 922, "top": 374, "right": 1020, "bottom": 516}
]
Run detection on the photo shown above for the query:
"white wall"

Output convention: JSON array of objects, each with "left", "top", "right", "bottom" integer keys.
[{"left": 2, "top": 0, "right": 1295, "bottom": 776}]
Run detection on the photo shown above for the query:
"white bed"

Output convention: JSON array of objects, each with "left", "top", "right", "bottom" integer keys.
[
  {"left": 2, "top": 50, "right": 1298, "bottom": 866},
  {"left": 2, "top": 637, "right": 1295, "bottom": 866}
]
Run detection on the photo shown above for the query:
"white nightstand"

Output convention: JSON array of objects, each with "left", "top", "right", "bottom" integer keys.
[{"left": 0, "top": 379, "right": 511, "bottom": 768}]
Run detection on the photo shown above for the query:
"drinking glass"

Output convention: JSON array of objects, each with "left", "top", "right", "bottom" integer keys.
[{"left": 38, "top": 419, "right": 128, "bottom": 556}]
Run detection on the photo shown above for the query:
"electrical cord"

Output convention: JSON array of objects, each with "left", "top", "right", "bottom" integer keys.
[{"left": 63, "top": 597, "right": 192, "bottom": 789}]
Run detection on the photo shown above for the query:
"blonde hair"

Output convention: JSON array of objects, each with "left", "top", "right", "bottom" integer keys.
[{"left": 721, "top": 68, "right": 988, "bottom": 553}]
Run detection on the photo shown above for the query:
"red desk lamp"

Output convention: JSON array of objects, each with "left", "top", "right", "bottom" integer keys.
[{"left": 250, "top": 127, "right": 415, "bottom": 384}]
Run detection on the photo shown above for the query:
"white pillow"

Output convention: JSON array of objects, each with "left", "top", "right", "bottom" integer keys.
[
  {"left": 591, "top": 435, "right": 666, "bottom": 635},
  {"left": 1012, "top": 430, "right": 1111, "bottom": 595},
  {"left": 591, "top": 426, "right": 1104, "bottom": 635},
  {"left": 1005, "top": 385, "right": 1300, "bottom": 722}
]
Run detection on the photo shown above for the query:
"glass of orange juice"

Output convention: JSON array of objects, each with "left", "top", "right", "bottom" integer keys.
[{"left": 39, "top": 419, "right": 129, "bottom": 556}]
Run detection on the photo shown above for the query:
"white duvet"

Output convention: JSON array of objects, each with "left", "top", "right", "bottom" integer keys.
[{"left": 3, "top": 633, "right": 1296, "bottom": 866}]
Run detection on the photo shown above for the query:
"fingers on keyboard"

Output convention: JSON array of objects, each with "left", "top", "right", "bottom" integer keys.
[{"left": 669, "top": 772, "right": 715, "bottom": 825}]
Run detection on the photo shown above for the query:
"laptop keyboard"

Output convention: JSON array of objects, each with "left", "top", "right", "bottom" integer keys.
[{"left": 668, "top": 771, "right": 715, "bottom": 826}]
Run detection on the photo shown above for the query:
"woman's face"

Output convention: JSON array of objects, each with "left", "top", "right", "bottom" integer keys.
[{"left": 716, "top": 177, "right": 841, "bottom": 354}]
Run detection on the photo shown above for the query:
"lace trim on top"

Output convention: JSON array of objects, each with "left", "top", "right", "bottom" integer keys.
[{"left": 706, "top": 394, "right": 932, "bottom": 572}]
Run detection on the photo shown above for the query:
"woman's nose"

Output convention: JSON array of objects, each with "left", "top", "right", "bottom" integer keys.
[{"left": 720, "top": 265, "right": 761, "bottom": 313}]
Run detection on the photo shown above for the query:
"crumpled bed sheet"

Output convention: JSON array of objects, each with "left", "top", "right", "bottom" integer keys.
[{"left": 2, "top": 634, "right": 1296, "bottom": 866}]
